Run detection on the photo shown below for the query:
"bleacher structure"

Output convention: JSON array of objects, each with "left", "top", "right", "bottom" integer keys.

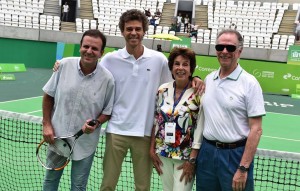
[
  {"left": 0, "top": 0, "right": 46, "bottom": 29},
  {"left": 0, "top": 0, "right": 299, "bottom": 50},
  {"left": 196, "top": 0, "right": 297, "bottom": 50},
  {"left": 74, "top": 0, "right": 165, "bottom": 36}
]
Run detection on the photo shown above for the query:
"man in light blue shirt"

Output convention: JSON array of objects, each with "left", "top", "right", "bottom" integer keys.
[{"left": 42, "top": 29, "right": 115, "bottom": 191}]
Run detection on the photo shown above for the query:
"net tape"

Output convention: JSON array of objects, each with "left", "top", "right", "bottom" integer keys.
[{"left": 0, "top": 110, "right": 299, "bottom": 191}]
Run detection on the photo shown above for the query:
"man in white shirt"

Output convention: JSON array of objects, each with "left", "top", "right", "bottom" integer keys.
[
  {"left": 43, "top": 29, "right": 115, "bottom": 191},
  {"left": 62, "top": 2, "right": 69, "bottom": 22},
  {"left": 195, "top": 29, "right": 266, "bottom": 191},
  {"left": 99, "top": 9, "right": 204, "bottom": 191}
]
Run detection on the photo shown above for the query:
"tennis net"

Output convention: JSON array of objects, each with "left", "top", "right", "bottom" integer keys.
[{"left": 0, "top": 110, "right": 299, "bottom": 191}]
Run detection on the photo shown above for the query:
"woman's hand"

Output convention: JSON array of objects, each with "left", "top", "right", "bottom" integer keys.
[{"left": 177, "top": 161, "right": 195, "bottom": 184}]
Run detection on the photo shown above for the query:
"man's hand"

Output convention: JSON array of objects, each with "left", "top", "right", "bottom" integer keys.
[
  {"left": 232, "top": 170, "right": 248, "bottom": 191},
  {"left": 53, "top": 60, "right": 61, "bottom": 72},
  {"left": 42, "top": 123, "right": 55, "bottom": 144},
  {"left": 150, "top": 150, "right": 163, "bottom": 175},
  {"left": 177, "top": 161, "right": 195, "bottom": 185},
  {"left": 82, "top": 119, "right": 97, "bottom": 134},
  {"left": 191, "top": 76, "right": 205, "bottom": 95}
]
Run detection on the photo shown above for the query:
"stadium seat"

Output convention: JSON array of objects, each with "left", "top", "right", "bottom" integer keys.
[
  {"left": 83, "top": 19, "right": 90, "bottom": 32},
  {"left": 53, "top": 16, "right": 60, "bottom": 31},
  {"left": 156, "top": 26, "right": 162, "bottom": 34},
  {"left": 46, "top": 15, "right": 53, "bottom": 30},
  {"left": 32, "top": 16, "right": 39, "bottom": 29},
  {"left": 0, "top": 12, "right": 4, "bottom": 25},
  {"left": 292, "top": 3, "right": 299, "bottom": 10},
  {"left": 11, "top": 14, "right": 19, "bottom": 27},
  {"left": 110, "top": 25, "right": 117, "bottom": 36},
  {"left": 90, "top": 20, "right": 97, "bottom": 30},
  {"left": 4, "top": 13, "right": 11, "bottom": 26}
]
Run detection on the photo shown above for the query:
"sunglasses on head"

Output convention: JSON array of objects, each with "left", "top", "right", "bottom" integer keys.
[{"left": 215, "top": 44, "right": 237, "bottom": 52}]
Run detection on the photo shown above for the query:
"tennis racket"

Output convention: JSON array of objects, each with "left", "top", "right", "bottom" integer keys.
[{"left": 36, "top": 119, "right": 97, "bottom": 171}]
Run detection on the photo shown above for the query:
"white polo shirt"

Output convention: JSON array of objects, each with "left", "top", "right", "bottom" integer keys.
[
  {"left": 101, "top": 46, "right": 172, "bottom": 137},
  {"left": 202, "top": 64, "right": 266, "bottom": 142}
]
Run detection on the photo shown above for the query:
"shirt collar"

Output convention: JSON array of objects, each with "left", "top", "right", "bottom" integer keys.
[
  {"left": 77, "top": 60, "right": 98, "bottom": 77},
  {"left": 213, "top": 64, "right": 243, "bottom": 81},
  {"left": 120, "top": 45, "right": 152, "bottom": 59}
]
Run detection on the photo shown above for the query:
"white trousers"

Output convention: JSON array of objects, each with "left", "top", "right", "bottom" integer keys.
[{"left": 159, "top": 155, "right": 195, "bottom": 191}]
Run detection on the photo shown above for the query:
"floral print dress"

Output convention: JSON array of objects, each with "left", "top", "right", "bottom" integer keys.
[{"left": 154, "top": 81, "right": 201, "bottom": 160}]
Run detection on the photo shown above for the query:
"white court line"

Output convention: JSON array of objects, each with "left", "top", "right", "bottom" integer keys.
[
  {"left": 26, "top": 110, "right": 42, "bottom": 114},
  {"left": 266, "top": 112, "right": 300, "bottom": 117},
  {"left": 262, "top": 135, "right": 300, "bottom": 142},
  {"left": 0, "top": 96, "right": 43, "bottom": 104}
]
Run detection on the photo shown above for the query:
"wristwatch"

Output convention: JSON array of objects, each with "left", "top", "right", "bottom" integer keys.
[
  {"left": 188, "top": 157, "right": 196, "bottom": 165},
  {"left": 238, "top": 165, "right": 249, "bottom": 173}
]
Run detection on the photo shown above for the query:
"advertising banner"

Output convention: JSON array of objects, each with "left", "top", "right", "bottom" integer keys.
[
  {"left": 0, "top": 74, "right": 15, "bottom": 81},
  {"left": 0, "top": 64, "right": 26, "bottom": 72},
  {"left": 194, "top": 61, "right": 300, "bottom": 95},
  {"left": 170, "top": 37, "right": 191, "bottom": 49},
  {"left": 287, "top": 45, "right": 300, "bottom": 65}
]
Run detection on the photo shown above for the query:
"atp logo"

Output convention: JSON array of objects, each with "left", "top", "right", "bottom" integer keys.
[
  {"left": 283, "top": 73, "right": 292, "bottom": 80},
  {"left": 252, "top": 69, "right": 261, "bottom": 77}
]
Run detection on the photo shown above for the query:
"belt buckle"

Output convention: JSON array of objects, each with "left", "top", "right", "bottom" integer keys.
[{"left": 215, "top": 142, "right": 224, "bottom": 149}]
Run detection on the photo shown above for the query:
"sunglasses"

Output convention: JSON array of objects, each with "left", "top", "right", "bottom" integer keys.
[{"left": 215, "top": 44, "right": 237, "bottom": 52}]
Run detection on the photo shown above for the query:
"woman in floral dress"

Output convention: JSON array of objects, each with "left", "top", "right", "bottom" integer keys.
[{"left": 150, "top": 47, "right": 204, "bottom": 191}]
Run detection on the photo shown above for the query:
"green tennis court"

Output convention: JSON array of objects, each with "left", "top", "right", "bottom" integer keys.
[
  {"left": 1, "top": 95, "right": 299, "bottom": 153},
  {"left": 0, "top": 93, "right": 299, "bottom": 190}
]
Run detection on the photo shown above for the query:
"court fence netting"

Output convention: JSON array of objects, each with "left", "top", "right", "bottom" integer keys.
[{"left": 0, "top": 110, "right": 299, "bottom": 191}]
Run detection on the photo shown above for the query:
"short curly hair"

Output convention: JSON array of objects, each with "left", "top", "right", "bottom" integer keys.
[
  {"left": 118, "top": 9, "right": 149, "bottom": 33},
  {"left": 168, "top": 47, "right": 196, "bottom": 79}
]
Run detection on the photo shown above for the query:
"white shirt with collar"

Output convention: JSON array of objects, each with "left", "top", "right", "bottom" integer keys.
[
  {"left": 101, "top": 46, "right": 172, "bottom": 137},
  {"left": 202, "top": 64, "right": 266, "bottom": 142},
  {"left": 43, "top": 57, "right": 115, "bottom": 160}
]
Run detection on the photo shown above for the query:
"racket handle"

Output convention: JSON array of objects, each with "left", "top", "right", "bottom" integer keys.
[
  {"left": 88, "top": 119, "right": 98, "bottom": 126},
  {"left": 76, "top": 129, "right": 84, "bottom": 137}
]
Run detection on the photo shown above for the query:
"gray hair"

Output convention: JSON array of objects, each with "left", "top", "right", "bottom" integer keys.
[{"left": 215, "top": 29, "right": 244, "bottom": 48}]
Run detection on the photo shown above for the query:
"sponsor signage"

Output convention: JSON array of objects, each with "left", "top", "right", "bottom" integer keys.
[
  {"left": 0, "top": 64, "right": 26, "bottom": 72},
  {"left": 194, "top": 61, "right": 300, "bottom": 95},
  {"left": 170, "top": 37, "right": 191, "bottom": 49},
  {"left": 0, "top": 74, "right": 16, "bottom": 80},
  {"left": 287, "top": 45, "right": 300, "bottom": 65}
]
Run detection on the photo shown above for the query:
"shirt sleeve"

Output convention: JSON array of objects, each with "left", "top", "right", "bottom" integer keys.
[
  {"left": 160, "top": 56, "right": 172, "bottom": 85},
  {"left": 101, "top": 77, "right": 115, "bottom": 115},
  {"left": 192, "top": 104, "right": 204, "bottom": 149},
  {"left": 42, "top": 63, "right": 64, "bottom": 97}
]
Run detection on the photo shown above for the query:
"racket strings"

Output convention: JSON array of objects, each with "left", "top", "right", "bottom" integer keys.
[
  {"left": 38, "top": 139, "right": 71, "bottom": 170},
  {"left": 46, "top": 149, "right": 69, "bottom": 169}
]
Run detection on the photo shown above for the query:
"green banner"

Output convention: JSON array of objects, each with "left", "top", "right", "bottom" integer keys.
[
  {"left": 0, "top": 74, "right": 16, "bottom": 80},
  {"left": 194, "top": 61, "right": 300, "bottom": 95},
  {"left": 287, "top": 45, "right": 300, "bottom": 65},
  {"left": 0, "top": 64, "right": 26, "bottom": 72},
  {"left": 170, "top": 37, "right": 191, "bottom": 50}
]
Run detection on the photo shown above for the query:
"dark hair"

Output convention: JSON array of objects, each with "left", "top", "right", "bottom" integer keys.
[
  {"left": 168, "top": 47, "right": 196, "bottom": 79},
  {"left": 119, "top": 9, "right": 149, "bottom": 32},
  {"left": 216, "top": 28, "right": 244, "bottom": 48},
  {"left": 80, "top": 29, "right": 107, "bottom": 52}
]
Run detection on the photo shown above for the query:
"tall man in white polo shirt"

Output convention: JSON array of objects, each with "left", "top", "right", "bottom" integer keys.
[
  {"left": 99, "top": 9, "right": 204, "bottom": 191},
  {"left": 195, "top": 29, "right": 266, "bottom": 191}
]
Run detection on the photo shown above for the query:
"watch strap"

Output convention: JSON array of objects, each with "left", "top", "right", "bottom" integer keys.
[
  {"left": 188, "top": 157, "right": 196, "bottom": 164},
  {"left": 238, "top": 165, "right": 249, "bottom": 172}
]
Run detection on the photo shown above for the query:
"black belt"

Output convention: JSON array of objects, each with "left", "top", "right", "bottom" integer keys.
[{"left": 204, "top": 137, "right": 247, "bottom": 149}]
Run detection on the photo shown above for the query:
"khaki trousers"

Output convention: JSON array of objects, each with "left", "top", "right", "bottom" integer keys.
[{"left": 100, "top": 133, "right": 152, "bottom": 191}]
